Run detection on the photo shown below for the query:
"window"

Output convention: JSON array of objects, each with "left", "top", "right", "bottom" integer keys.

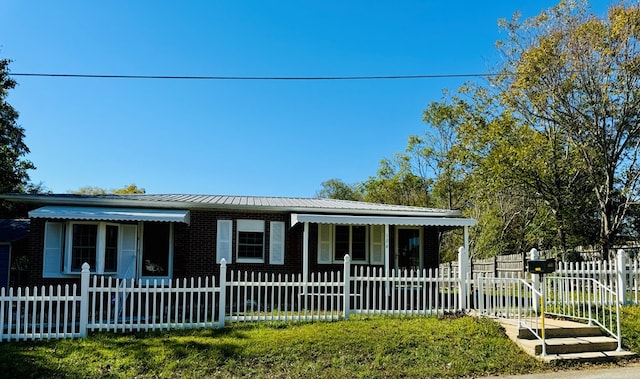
[
  {"left": 104, "top": 225, "right": 118, "bottom": 272},
  {"left": 237, "top": 220, "right": 265, "bottom": 263},
  {"left": 318, "top": 224, "right": 370, "bottom": 264},
  {"left": 43, "top": 221, "right": 139, "bottom": 278},
  {"left": 71, "top": 224, "right": 97, "bottom": 271},
  {"left": 334, "top": 225, "right": 367, "bottom": 261},
  {"left": 67, "top": 222, "right": 119, "bottom": 273}
]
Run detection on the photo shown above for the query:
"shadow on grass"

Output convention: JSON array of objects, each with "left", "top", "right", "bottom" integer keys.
[{"left": 0, "top": 326, "right": 254, "bottom": 378}]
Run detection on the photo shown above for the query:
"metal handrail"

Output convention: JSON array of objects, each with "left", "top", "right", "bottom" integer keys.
[
  {"left": 476, "top": 276, "right": 547, "bottom": 356},
  {"left": 545, "top": 275, "right": 622, "bottom": 351}
]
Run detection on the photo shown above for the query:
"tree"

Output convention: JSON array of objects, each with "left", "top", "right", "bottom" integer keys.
[
  {"left": 419, "top": 92, "right": 476, "bottom": 211},
  {"left": 111, "top": 184, "right": 145, "bottom": 194},
  {"left": 0, "top": 58, "right": 36, "bottom": 217},
  {"left": 446, "top": 84, "right": 597, "bottom": 253},
  {"left": 0, "top": 58, "right": 34, "bottom": 194},
  {"left": 71, "top": 184, "right": 146, "bottom": 195},
  {"left": 316, "top": 179, "right": 363, "bottom": 201},
  {"left": 496, "top": 0, "right": 640, "bottom": 253},
  {"left": 363, "top": 155, "right": 432, "bottom": 207}
]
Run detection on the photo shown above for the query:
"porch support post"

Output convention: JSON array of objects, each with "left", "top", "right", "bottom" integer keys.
[
  {"left": 384, "top": 224, "right": 390, "bottom": 277},
  {"left": 384, "top": 224, "right": 390, "bottom": 297},
  {"left": 463, "top": 226, "right": 470, "bottom": 264},
  {"left": 303, "top": 222, "right": 309, "bottom": 283}
]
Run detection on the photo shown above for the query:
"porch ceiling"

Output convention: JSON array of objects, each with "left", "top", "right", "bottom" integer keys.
[
  {"left": 290, "top": 213, "right": 475, "bottom": 228},
  {"left": 29, "top": 206, "right": 190, "bottom": 224}
]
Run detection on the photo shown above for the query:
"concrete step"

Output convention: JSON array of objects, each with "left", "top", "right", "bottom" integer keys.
[
  {"left": 495, "top": 317, "right": 637, "bottom": 362},
  {"left": 518, "top": 324, "right": 602, "bottom": 339},
  {"left": 519, "top": 335, "right": 620, "bottom": 355}
]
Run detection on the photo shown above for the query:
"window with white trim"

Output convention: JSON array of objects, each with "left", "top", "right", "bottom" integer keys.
[
  {"left": 67, "top": 222, "right": 120, "bottom": 273},
  {"left": 43, "top": 221, "right": 141, "bottom": 278},
  {"left": 318, "top": 224, "right": 374, "bottom": 263},
  {"left": 334, "top": 225, "right": 367, "bottom": 261},
  {"left": 236, "top": 220, "right": 265, "bottom": 263}
]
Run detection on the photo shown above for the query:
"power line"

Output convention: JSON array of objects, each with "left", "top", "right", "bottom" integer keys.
[{"left": 8, "top": 72, "right": 500, "bottom": 81}]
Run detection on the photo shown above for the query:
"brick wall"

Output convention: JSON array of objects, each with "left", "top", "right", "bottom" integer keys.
[
  {"left": 23, "top": 213, "right": 445, "bottom": 287},
  {"left": 176, "top": 210, "right": 301, "bottom": 279},
  {"left": 27, "top": 218, "right": 80, "bottom": 288}
]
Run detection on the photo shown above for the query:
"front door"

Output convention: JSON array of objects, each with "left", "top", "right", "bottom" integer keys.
[{"left": 395, "top": 228, "right": 422, "bottom": 271}]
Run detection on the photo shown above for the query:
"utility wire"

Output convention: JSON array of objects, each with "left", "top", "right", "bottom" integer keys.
[{"left": 9, "top": 72, "right": 501, "bottom": 80}]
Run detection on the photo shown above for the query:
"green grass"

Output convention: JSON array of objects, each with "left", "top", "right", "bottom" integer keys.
[
  {"left": 621, "top": 305, "right": 640, "bottom": 352},
  {"left": 0, "top": 315, "right": 547, "bottom": 379}
]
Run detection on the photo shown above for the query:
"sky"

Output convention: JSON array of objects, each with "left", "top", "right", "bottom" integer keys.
[{"left": 1, "top": 0, "right": 615, "bottom": 197}]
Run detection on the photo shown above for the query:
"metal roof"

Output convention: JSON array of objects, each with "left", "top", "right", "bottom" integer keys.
[
  {"left": 291, "top": 214, "right": 476, "bottom": 227},
  {"left": 29, "top": 206, "right": 190, "bottom": 224},
  {"left": 1, "top": 193, "right": 471, "bottom": 219}
]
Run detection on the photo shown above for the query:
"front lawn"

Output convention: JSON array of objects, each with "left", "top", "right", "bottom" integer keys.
[{"left": 0, "top": 315, "right": 546, "bottom": 378}]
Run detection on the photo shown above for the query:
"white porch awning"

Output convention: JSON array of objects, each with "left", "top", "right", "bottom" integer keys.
[
  {"left": 291, "top": 213, "right": 475, "bottom": 227},
  {"left": 29, "top": 206, "right": 190, "bottom": 224}
]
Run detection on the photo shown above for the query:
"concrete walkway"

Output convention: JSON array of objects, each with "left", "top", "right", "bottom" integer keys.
[{"left": 484, "top": 362, "right": 640, "bottom": 378}]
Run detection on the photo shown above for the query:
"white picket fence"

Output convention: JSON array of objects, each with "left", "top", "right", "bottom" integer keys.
[
  {"left": 225, "top": 261, "right": 461, "bottom": 323},
  {"left": 88, "top": 275, "right": 222, "bottom": 332},
  {"left": 1, "top": 249, "right": 639, "bottom": 342},
  {"left": 0, "top": 284, "right": 82, "bottom": 341}
]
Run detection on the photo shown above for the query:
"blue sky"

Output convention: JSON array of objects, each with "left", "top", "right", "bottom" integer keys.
[{"left": 1, "top": 1, "right": 613, "bottom": 197}]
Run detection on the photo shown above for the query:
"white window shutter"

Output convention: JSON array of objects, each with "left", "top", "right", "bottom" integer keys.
[
  {"left": 269, "top": 221, "right": 285, "bottom": 265},
  {"left": 43, "top": 222, "right": 65, "bottom": 278},
  {"left": 317, "top": 224, "right": 333, "bottom": 264},
  {"left": 370, "top": 225, "right": 385, "bottom": 265},
  {"left": 118, "top": 224, "right": 138, "bottom": 279},
  {"left": 216, "top": 220, "right": 233, "bottom": 264}
]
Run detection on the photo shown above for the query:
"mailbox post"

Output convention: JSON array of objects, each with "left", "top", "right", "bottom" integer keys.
[{"left": 527, "top": 258, "right": 556, "bottom": 356}]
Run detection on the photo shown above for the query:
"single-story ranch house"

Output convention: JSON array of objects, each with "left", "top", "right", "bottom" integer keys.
[{"left": 0, "top": 193, "right": 475, "bottom": 287}]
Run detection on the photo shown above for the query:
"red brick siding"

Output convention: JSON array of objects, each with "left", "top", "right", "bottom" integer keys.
[
  {"left": 26, "top": 218, "right": 81, "bottom": 288},
  {"left": 24, "top": 213, "right": 444, "bottom": 287},
  {"left": 175, "top": 210, "right": 300, "bottom": 280}
]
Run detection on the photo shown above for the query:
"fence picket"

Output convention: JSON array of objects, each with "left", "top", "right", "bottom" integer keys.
[{"left": 6, "top": 252, "right": 640, "bottom": 342}]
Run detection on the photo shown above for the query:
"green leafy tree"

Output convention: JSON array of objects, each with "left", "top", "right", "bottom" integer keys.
[
  {"left": 363, "top": 155, "right": 432, "bottom": 207},
  {"left": 72, "top": 186, "right": 107, "bottom": 195},
  {"left": 111, "top": 184, "right": 145, "bottom": 194},
  {"left": 316, "top": 179, "right": 363, "bottom": 201},
  {"left": 0, "top": 58, "right": 36, "bottom": 217},
  {"left": 495, "top": 0, "right": 640, "bottom": 253},
  {"left": 452, "top": 84, "right": 596, "bottom": 253},
  {"left": 419, "top": 92, "right": 475, "bottom": 211},
  {"left": 71, "top": 184, "right": 146, "bottom": 195}
]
